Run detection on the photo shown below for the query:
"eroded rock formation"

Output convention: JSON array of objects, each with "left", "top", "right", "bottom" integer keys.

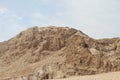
[{"left": 0, "top": 26, "right": 120, "bottom": 80}]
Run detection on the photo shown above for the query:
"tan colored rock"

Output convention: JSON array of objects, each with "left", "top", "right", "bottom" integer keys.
[{"left": 0, "top": 26, "right": 120, "bottom": 80}]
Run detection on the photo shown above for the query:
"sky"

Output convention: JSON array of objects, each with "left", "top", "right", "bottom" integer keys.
[{"left": 0, "top": 0, "right": 120, "bottom": 42}]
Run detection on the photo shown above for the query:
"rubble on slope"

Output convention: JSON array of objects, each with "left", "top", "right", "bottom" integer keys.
[{"left": 0, "top": 26, "right": 120, "bottom": 80}]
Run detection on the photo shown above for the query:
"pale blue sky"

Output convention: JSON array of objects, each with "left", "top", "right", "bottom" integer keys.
[{"left": 0, "top": 0, "right": 120, "bottom": 42}]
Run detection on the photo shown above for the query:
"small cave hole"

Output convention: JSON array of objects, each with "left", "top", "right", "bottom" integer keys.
[
  {"left": 84, "top": 44, "right": 89, "bottom": 48},
  {"left": 43, "top": 74, "right": 49, "bottom": 79}
]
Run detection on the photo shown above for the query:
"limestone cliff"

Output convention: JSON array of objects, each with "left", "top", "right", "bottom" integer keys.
[{"left": 0, "top": 26, "right": 120, "bottom": 80}]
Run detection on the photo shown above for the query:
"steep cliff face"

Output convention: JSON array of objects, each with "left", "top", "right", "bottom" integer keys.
[{"left": 0, "top": 26, "right": 120, "bottom": 80}]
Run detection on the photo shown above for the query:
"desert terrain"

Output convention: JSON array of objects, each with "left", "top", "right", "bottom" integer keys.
[
  {"left": 0, "top": 26, "right": 120, "bottom": 80},
  {"left": 59, "top": 71, "right": 120, "bottom": 80}
]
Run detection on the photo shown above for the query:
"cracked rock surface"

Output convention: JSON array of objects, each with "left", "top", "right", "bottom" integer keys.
[{"left": 0, "top": 26, "right": 120, "bottom": 80}]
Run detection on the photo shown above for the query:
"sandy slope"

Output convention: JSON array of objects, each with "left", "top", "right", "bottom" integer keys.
[
  {"left": 58, "top": 71, "right": 120, "bottom": 80},
  {"left": 0, "top": 27, "right": 120, "bottom": 80}
]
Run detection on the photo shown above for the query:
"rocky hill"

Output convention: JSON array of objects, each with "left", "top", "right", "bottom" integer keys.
[{"left": 0, "top": 26, "right": 120, "bottom": 80}]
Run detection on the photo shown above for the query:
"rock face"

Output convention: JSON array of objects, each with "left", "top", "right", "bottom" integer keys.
[{"left": 0, "top": 26, "right": 120, "bottom": 80}]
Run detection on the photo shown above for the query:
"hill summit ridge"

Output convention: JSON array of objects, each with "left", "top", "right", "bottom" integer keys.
[{"left": 0, "top": 26, "right": 120, "bottom": 80}]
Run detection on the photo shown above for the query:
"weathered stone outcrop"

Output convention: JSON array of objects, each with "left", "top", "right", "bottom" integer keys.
[{"left": 0, "top": 26, "right": 120, "bottom": 80}]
